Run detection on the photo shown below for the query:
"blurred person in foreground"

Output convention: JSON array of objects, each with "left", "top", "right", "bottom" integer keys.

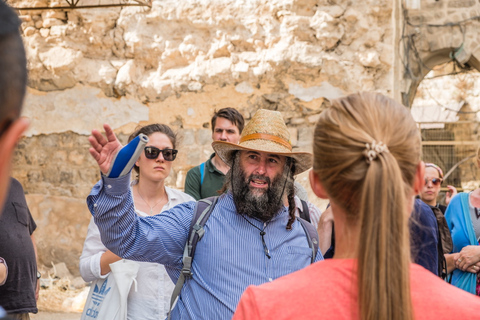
[
  {"left": 0, "top": 179, "right": 39, "bottom": 320},
  {"left": 0, "top": 2, "right": 31, "bottom": 319},
  {"left": 233, "top": 92, "right": 480, "bottom": 320}
]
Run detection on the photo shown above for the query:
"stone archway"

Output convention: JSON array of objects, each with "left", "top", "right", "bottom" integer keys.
[{"left": 399, "top": 0, "right": 480, "bottom": 107}]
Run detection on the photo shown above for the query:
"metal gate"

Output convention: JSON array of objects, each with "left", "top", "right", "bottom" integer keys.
[{"left": 419, "top": 120, "right": 480, "bottom": 193}]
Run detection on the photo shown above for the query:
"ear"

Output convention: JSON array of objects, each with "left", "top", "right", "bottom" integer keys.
[
  {"left": 0, "top": 117, "right": 29, "bottom": 209},
  {"left": 413, "top": 161, "right": 425, "bottom": 195},
  {"left": 309, "top": 170, "right": 329, "bottom": 199}
]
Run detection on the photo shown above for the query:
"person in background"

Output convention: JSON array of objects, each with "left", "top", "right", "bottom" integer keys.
[
  {"left": 80, "top": 124, "right": 194, "bottom": 319},
  {"left": 0, "top": 178, "right": 39, "bottom": 320},
  {"left": 420, "top": 162, "right": 457, "bottom": 213},
  {"left": 445, "top": 148, "right": 480, "bottom": 295},
  {"left": 233, "top": 92, "right": 480, "bottom": 320},
  {"left": 189, "top": 108, "right": 321, "bottom": 227},
  {"left": 184, "top": 107, "right": 244, "bottom": 200},
  {"left": 418, "top": 163, "right": 454, "bottom": 279},
  {"left": 319, "top": 199, "right": 442, "bottom": 276},
  {"left": 410, "top": 198, "right": 441, "bottom": 277},
  {"left": 0, "top": 3, "right": 30, "bottom": 319}
]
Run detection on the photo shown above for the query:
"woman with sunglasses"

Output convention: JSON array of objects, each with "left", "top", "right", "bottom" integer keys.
[
  {"left": 80, "top": 124, "right": 194, "bottom": 319},
  {"left": 418, "top": 163, "right": 454, "bottom": 279},
  {"left": 444, "top": 148, "right": 480, "bottom": 296},
  {"left": 233, "top": 93, "right": 480, "bottom": 320},
  {"left": 420, "top": 163, "right": 456, "bottom": 213}
]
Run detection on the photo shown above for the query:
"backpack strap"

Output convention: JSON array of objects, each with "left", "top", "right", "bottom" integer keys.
[
  {"left": 199, "top": 162, "right": 206, "bottom": 185},
  {"left": 168, "top": 196, "right": 219, "bottom": 319},
  {"left": 299, "top": 200, "right": 311, "bottom": 223},
  {"left": 297, "top": 217, "right": 319, "bottom": 264}
]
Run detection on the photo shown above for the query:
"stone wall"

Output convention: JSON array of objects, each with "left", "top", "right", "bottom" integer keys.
[{"left": 9, "top": 0, "right": 396, "bottom": 276}]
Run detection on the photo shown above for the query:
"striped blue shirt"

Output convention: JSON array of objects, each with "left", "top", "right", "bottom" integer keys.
[{"left": 87, "top": 174, "right": 323, "bottom": 319}]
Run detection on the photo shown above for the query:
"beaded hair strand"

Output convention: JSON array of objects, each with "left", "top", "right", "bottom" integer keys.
[{"left": 286, "top": 159, "right": 296, "bottom": 230}]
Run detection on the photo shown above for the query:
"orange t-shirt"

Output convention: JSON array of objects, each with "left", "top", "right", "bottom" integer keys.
[{"left": 233, "top": 259, "right": 480, "bottom": 320}]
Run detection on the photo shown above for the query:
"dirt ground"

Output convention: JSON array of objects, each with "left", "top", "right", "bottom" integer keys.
[{"left": 31, "top": 312, "right": 81, "bottom": 320}]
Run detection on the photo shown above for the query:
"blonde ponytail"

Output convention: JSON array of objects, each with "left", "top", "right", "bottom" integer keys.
[{"left": 312, "top": 92, "right": 420, "bottom": 320}]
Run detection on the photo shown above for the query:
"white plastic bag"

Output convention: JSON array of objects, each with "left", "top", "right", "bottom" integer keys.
[{"left": 81, "top": 259, "right": 140, "bottom": 320}]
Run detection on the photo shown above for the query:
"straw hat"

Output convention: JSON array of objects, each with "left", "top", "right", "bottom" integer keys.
[{"left": 212, "top": 109, "right": 313, "bottom": 175}]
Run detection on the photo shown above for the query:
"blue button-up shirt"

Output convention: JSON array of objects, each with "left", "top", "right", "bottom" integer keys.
[{"left": 87, "top": 174, "right": 323, "bottom": 319}]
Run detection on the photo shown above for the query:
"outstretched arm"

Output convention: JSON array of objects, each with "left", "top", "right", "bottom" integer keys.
[{"left": 87, "top": 175, "right": 193, "bottom": 266}]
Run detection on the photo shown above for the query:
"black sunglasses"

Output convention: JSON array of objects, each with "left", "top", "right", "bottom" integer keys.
[
  {"left": 425, "top": 178, "right": 443, "bottom": 186},
  {"left": 144, "top": 147, "right": 178, "bottom": 161}
]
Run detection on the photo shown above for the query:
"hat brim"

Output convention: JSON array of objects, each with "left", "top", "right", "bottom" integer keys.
[{"left": 212, "top": 140, "right": 313, "bottom": 175}]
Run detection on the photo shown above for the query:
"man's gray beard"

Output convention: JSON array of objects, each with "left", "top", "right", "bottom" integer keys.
[{"left": 227, "top": 158, "right": 292, "bottom": 222}]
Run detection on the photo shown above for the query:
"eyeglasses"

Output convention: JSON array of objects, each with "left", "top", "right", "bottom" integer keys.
[
  {"left": 144, "top": 147, "right": 178, "bottom": 161},
  {"left": 425, "top": 178, "right": 443, "bottom": 186}
]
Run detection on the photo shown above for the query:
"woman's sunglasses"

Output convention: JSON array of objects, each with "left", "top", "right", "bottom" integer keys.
[
  {"left": 425, "top": 178, "right": 443, "bottom": 186},
  {"left": 144, "top": 147, "right": 178, "bottom": 161}
]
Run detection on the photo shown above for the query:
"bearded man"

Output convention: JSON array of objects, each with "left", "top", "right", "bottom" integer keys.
[{"left": 87, "top": 109, "right": 323, "bottom": 319}]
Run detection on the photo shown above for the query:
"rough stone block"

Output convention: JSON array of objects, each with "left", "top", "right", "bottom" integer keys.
[
  {"left": 310, "top": 11, "right": 344, "bottom": 50},
  {"left": 23, "top": 27, "right": 36, "bottom": 37},
  {"left": 26, "top": 149, "right": 48, "bottom": 166},
  {"left": 316, "top": 5, "right": 344, "bottom": 18},
  {"left": 290, "top": 117, "right": 306, "bottom": 125},
  {"left": 176, "top": 169, "right": 187, "bottom": 189},
  {"left": 52, "top": 150, "right": 68, "bottom": 162},
  {"left": 197, "top": 129, "right": 212, "bottom": 146},
  {"left": 39, "top": 47, "right": 82, "bottom": 73},
  {"left": 450, "top": 31, "right": 465, "bottom": 49},
  {"left": 50, "top": 262, "right": 73, "bottom": 279},
  {"left": 41, "top": 10, "right": 67, "bottom": 20},
  {"left": 288, "top": 128, "right": 298, "bottom": 147},
  {"left": 178, "top": 129, "right": 196, "bottom": 146},
  {"left": 68, "top": 150, "right": 85, "bottom": 166},
  {"left": 39, "top": 28, "right": 49, "bottom": 37},
  {"left": 27, "top": 170, "right": 44, "bottom": 184},
  {"left": 447, "top": 0, "right": 475, "bottom": 7},
  {"left": 307, "top": 113, "right": 321, "bottom": 124},
  {"left": 358, "top": 50, "right": 381, "bottom": 68},
  {"left": 184, "top": 146, "right": 202, "bottom": 166},
  {"left": 49, "top": 25, "right": 67, "bottom": 37},
  {"left": 407, "top": 14, "right": 424, "bottom": 25},
  {"left": 424, "top": 1, "right": 445, "bottom": 9},
  {"left": 70, "top": 277, "right": 86, "bottom": 290},
  {"left": 43, "top": 18, "right": 64, "bottom": 28},
  {"left": 297, "top": 127, "right": 314, "bottom": 147}
]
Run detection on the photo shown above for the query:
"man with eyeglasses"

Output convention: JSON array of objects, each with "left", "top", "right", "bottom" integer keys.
[{"left": 87, "top": 109, "right": 323, "bottom": 320}]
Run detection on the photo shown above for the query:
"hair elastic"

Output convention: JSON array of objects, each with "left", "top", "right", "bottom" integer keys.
[{"left": 363, "top": 140, "right": 389, "bottom": 164}]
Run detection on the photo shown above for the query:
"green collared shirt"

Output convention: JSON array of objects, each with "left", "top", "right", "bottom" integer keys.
[{"left": 184, "top": 153, "right": 226, "bottom": 200}]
